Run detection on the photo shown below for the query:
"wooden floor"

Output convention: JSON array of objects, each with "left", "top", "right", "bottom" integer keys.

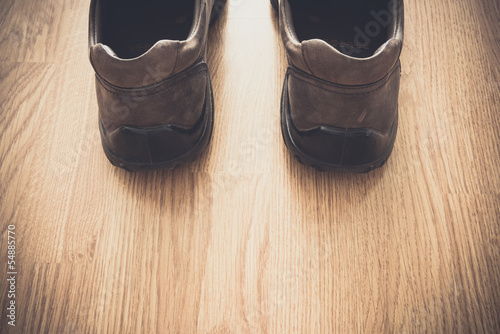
[{"left": 1, "top": 0, "right": 499, "bottom": 333}]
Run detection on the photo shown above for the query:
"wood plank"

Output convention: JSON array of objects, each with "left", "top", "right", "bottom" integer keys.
[{"left": 0, "top": 0, "right": 499, "bottom": 332}]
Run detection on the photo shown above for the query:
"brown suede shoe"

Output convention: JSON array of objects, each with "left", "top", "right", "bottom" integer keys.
[
  {"left": 89, "top": 0, "right": 226, "bottom": 171},
  {"left": 273, "top": 0, "right": 404, "bottom": 172}
]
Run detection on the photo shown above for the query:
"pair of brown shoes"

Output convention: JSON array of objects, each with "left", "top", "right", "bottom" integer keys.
[{"left": 89, "top": 0, "right": 404, "bottom": 172}]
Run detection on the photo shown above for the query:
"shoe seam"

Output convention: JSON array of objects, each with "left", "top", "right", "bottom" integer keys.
[
  {"left": 169, "top": 41, "right": 180, "bottom": 77},
  {"left": 301, "top": 45, "right": 314, "bottom": 75},
  {"left": 288, "top": 63, "right": 400, "bottom": 96},
  {"left": 96, "top": 65, "right": 208, "bottom": 97}
]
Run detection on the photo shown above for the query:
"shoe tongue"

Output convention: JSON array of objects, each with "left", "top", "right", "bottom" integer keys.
[{"left": 90, "top": 39, "right": 180, "bottom": 88}]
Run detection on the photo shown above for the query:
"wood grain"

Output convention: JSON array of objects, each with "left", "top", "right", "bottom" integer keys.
[{"left": 1, "top": 0, "right": 499, "bottom": 333}]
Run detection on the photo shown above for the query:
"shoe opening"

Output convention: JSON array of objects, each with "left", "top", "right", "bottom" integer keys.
[
  {"left": 96, "top": 0, "right": 195, "bottom": 59},
  {"left": 289, "top": 0, "right": 398, "bottom": 58}
]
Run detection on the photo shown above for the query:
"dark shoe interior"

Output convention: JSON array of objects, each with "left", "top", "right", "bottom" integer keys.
[
  {"left": 289, "top": 0, "right": 394, "bottom": 58},
  {"left": 98, "top": 0, "right": 195, "bottom": 59}
]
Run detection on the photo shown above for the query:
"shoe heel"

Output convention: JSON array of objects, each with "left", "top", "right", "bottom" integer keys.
[
  {"left": 100, "top": 80, "right": 214, "bottom": 172},
  {"left": 280, "top": 74, "right": 398, "bottom": 173}
]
